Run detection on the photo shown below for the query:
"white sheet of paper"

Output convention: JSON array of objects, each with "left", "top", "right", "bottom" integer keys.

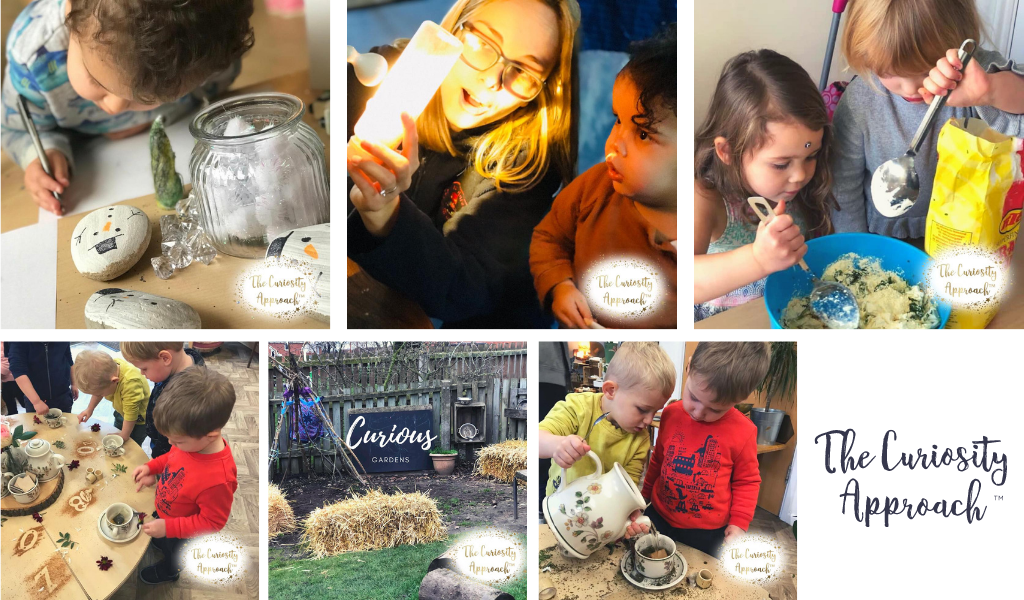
[
  {"left": 37, "top": 111, "right": 197, "bottom": 224},
  {"left": 1, "top": 219, "right": 58, "bottom": 328}
]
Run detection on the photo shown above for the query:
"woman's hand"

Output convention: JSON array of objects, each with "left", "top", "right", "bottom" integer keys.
[{"left": 348, "top": 112, "right": 420, "bottom": 236}]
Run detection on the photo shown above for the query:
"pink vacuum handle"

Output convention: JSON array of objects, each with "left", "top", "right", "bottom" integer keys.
[{"left": 833, "top": 0, "right": 848, "bottom": 13}]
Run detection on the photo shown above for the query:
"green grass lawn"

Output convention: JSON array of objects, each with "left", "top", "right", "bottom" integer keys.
[{"left": 269, "top": 534, "right": 527, "bottom": 600}]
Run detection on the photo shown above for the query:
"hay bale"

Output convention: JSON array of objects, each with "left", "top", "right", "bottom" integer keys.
[
  {"left": 268, "top": 484, "right": 297, "bottom": 539},
  {"left": 474, "top": 440, "right": 527, "bottom": 484},
  {"left": 302, "top": 489, "right": 447, "bottom": 557}
]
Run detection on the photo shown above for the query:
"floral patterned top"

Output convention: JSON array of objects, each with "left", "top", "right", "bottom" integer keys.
[{"left": 695, "top": 197, "right": 809, "bottom": 322}]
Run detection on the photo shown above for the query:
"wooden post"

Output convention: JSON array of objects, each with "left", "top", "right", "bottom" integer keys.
[{"left": 440, "top": 379, "right": 452, "bottom": 451}]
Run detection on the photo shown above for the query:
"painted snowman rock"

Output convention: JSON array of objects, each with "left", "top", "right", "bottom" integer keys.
[
  {"left": 84, "top": 288, "right": 201, "bottom": 329},
  {"left": 266, "top": 223, "right": 329, "bottom": 322},
  {"left": 71, "top": 205, "right": 151, "bottom": 280}
]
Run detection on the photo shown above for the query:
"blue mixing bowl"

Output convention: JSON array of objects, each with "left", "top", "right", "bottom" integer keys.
[{"left": 764, "top": 233, "right": 951, "bottom": 329}]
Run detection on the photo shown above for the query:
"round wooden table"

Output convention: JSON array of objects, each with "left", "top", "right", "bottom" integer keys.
[
  {"left": 2, "top": 413, "right": 157, "bottom": 600},
  {"left": 538, "top": 525, "right": 770, "bottom": 599}
]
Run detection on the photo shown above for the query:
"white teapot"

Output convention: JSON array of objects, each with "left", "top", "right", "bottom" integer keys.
[
  {"left": 24, "top": 439, "right": 65, "bottom": 482},
  {"left": 542, "top": 451, "right": 648, "bottom": 559}
]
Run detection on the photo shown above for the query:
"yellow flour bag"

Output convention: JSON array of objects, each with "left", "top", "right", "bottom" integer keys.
[{"left": 925, "top": 118, "right": 1023, "bottom": 328}]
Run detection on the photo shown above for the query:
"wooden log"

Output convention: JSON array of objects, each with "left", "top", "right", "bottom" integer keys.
[{"left": 418, "top": 568, "right": 512, "bottom": 600}]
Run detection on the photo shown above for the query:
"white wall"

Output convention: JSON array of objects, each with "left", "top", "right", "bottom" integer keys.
[
  {"left": 694, "top": 0, "right": 849, "bottom": 125},
  {"left": 658, "top": 341, "right": 684, "bottom": 400},
  {"left": 1010, "top": 0, "right": 1024, "bottom": 63},
  {"left": 695, "top": 0, "right": 1018, "bottom": 125}
]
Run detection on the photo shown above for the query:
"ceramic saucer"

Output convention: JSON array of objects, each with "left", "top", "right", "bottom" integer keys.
[
  {"left": 620, "top": 549, "right": 687, "bottom": 591},
  {"left": 97, "top": 512, "right": 142, "bottom": 543}
]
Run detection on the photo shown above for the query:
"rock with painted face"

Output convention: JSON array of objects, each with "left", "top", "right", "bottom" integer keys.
[
  {"left": 266, "top": 223, "right": 330, "bottom": 322},
  {"left": 84, "top": 289, "right": 201, "bottom": 329},
  {"left": 71, "top": 205, "right": 151, "bottom": 281}
]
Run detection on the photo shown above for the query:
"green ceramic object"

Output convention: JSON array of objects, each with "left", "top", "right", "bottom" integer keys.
[{"left": 150, "top": 115, "right": 184, "bottom": 210}]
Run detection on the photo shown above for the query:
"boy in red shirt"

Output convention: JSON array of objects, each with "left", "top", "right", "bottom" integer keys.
[
  {"left": 628, "top": 342, "right": 769, "bottom": 558},
  {"left": 132, "top": 367, "right": 238, "bottom": 584}
]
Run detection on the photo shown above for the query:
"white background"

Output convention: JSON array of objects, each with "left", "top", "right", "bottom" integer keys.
[{"left": 798, "top": 334, "right": 1021, "bottom": 598}]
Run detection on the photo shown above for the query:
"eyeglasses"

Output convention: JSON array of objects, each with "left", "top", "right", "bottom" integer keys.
[{"left": 455, "top": 22, "right": 547, "bottom": 101}]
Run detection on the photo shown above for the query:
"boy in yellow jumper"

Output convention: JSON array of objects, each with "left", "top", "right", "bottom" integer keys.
[
  {"left": 539, "top": 342, "right": 676, "bottom": 495},
  {"left": 73, "top": 350, "right": 151, "bottom": 447}
]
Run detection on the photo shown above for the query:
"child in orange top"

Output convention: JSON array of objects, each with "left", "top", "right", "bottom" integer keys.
[
  {"left": 530, "top": 25, "right": 676, "bottom": 328},
  {"left": 627, "top": 342, "right": 770, "bottom": 559}
]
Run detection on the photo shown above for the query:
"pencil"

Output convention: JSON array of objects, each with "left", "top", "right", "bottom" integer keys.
[{"left": 16, "top": 94, "right": 64, "bottom": 212}]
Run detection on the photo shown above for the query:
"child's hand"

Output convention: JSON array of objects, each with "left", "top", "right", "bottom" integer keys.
[
  {"left": 551, "top": 281, "right": 595, "bottom": 329},
  {"left": 141, "top": 518, "right": 166, "bottom": 538},
  {"left": 30, "top": 398, "right": 50, "bottom": 414},
  {"left": 751, "top": 199, "right": 805, "bottom": 275},
  {"left": 919, "top": 47, "right": 990, "bottom": 107},
  {"left": 24, "top": 149, "right": 69, "bottom": 216},
  {"left": 723, "top": 524, "right": 745, "bottom": 544},
  {"left": 624, "top": 509, "right": 650, "bottom": 539},
  {"left": 552, "top": 434, "right": 591, "bottom": 469},
  {"left": 134, "top": 474, "right": 157, "bottom": 492},
  {"left": 77, "top": 410, "right": 92, "bottom": 423},
  {"left": 133, "top": 464, "right": 151, "bottom": 483}
]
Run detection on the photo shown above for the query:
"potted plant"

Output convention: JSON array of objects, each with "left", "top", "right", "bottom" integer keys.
[
  {"left": 751, "top": 342, "right": 796, "bottom": 445},
  {"left": 429, "top": 447, "right": 458, "bottom": 476}
]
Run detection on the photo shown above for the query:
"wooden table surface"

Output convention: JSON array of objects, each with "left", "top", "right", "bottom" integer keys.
[
  {"left": 3, "top": 71, "right": 330, "bottom": 329},
  {"left": 1, "top": 413, "right": 156, "bottom": 600},
  {"left": 697, "top": 237, "right": 1024, "bottom": 329},
  {"left": 347, "top": 257, "right": 433, "bottom": 329},
  {"left": 538, "top": 526, "right": 769, "bottom": 600}
]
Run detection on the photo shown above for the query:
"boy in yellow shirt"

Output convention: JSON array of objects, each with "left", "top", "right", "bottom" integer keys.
[
  {"left": 73, "top": 350, "right": 151, "bottom": 447},
  {"left": 539, "top": 342, "right": 676, "bottom": 495}
]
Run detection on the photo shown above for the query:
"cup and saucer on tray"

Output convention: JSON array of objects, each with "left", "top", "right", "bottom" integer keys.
[
  {"left": 98, "top": 502, "right": 142, "bottom": 543},
  {"left": 620, "top": 531, "right": 688, "bottom": 591}
]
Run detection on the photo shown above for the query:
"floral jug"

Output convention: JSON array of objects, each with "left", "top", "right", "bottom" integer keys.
[{"left": 542, "top": 451, "right": 647, "bottom": 559}]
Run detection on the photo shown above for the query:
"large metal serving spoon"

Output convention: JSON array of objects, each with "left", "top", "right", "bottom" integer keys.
[
  {"left": 870, "top": 39, "right": 976, "bottom": 217},
  {"left": 748, "top": 196, "right": 860, "bottom": 329}
]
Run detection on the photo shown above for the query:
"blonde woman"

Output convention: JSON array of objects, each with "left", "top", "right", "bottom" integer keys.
[{"left": 348, "top": 0, "right": 580, "bottom": 328}]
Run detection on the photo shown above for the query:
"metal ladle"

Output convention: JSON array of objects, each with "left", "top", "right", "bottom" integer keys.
[
  {"left": 870, "top": 39, "right": 976, "bottom": 217},
  {"left": 748, "top": 196, "right": 860, "bottom": 328}
]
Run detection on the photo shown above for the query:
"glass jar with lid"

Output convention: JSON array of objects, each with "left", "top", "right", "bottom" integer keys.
[{"left": 189, "top": 92, "right": 329, "bottom": 258}]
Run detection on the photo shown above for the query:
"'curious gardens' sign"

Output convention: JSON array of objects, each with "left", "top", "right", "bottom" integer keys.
[{"left": 347, "top": 406, "right": 438, "bottom": 473}]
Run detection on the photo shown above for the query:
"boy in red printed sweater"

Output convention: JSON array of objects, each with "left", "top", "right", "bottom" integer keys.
[
  {"left": 627, "top": 342, "right": 769, "bottom": 558},
  {"left": 132, "top": 366, "right": 238, "bottom": 585}
]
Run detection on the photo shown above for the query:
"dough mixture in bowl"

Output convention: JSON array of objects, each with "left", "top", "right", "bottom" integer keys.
[{"left": 782, "top": 253, "right": 940, "bottom": 329}]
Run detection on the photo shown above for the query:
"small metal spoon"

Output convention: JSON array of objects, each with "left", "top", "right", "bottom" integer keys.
[
  {"left": 748, "top": 196, "right": 860, "bottom": 328},
  {"left": 584, "top": 412, "right": 609, "bottom": 444},
  {"left": 870, "top": 39, "right": 976, "bottom": 217}
]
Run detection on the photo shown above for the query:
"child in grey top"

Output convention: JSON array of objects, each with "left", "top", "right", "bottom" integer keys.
[
  {"left": 1, "top": 0, "right": 254, "bottom": 215},
  {"left": 831, "top": 0, "right": 1024, "bottom": 240}
]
